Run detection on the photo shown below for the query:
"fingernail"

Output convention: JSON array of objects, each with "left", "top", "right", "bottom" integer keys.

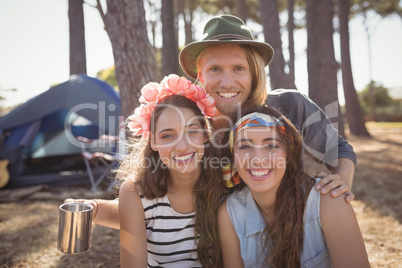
[
  {"left": 316, "top": 185, "right": 321, "bottom": 190},
  {"left": 332, "top": 190, "right": 337, "bottom": 195},
  {"left": 321, "top": 188, "right": 327, "bottom": 193}
]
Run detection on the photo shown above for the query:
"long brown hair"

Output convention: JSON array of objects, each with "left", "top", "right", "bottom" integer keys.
[
  {"left": 116, "top": 95, "right": 224, "bottom": 267},
  {"left": 229, "top": 105, "right": 316, "bottom": 267}
]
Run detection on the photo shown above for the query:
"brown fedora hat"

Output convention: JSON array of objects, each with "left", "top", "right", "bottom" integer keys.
[{"left": 179, "top": 15, "right": 275, "bottom": 80}]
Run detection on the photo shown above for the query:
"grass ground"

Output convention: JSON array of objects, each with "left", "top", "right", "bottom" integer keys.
[{"left": 0, "top": 122, "right": 401, "bottom": 267}]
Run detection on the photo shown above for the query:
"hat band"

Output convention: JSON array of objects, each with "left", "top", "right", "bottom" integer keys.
[{"left": 206, "top": 34, "right": 253, "bottom": 41}]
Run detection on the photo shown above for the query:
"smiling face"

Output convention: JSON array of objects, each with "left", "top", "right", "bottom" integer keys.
[
  {"left": 151, "top": 106, "right": 208, "bottom": 176},
  {"left": 197, "top": 44, "right": 252, "bottom": 117},
  {"left": 233, "top": 126, "right": 287, "bottom": 195}
]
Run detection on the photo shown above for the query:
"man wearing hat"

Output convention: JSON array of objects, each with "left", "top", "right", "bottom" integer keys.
[
  {"left": 179, "top": 14, "right": 356, "bottom": 199},
  {"left": 66, "top": 15, "right": 356, "bottom": 229}
]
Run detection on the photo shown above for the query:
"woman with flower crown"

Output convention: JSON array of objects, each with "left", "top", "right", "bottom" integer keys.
[{"left": 117, "top": 74, "right": 224, "bottom": 267}]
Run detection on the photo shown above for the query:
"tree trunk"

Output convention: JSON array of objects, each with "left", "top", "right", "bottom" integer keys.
[
  {"left": 161, "top": 0, "right": 179, "bottom": 77},
  {"left": 287, "top": 0, "right": 296, "bottom": 86},
  {"left": 177, "top": 0, "right": 185, "bottom": 46},
  {"left": 177, "top": 0, "right": 195, "bottom": 46},
  {"left": 105, "top": 0, "right": 155, "bottom": 119},
  {"left": 68, "top": 0, "right": 87, "bottom": 75},
  {"left": 236, "top": 0, "right": 248, "bottom": 23},
  {"left": 338, "top": 0, "right": 370, "bottom": 136},
  {"left": 173, "top": 1, "right": 179, "bottom": 71},
  {"left": 306, "top": 0, "right": 345, "bottom": 138},
  {"left": 186, "top": 1, "right": 195, "bottom": 45},
  {"left": 362, "top": 11, "right": 377, "bottom": 121},
  {"left": 260, "top": 0, "right": 295, "bottom": 90}
]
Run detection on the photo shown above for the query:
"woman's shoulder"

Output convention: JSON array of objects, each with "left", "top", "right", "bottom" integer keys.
[
  {"left": 225, "top": 187, "right": 257, "bottom": 225},
  {"left": 226, "top": 186, "right": 250, "bottom": 207},
  {"left": 315, "top": 178, "right": 357, "bottom": 232},
  {"left": 224, "top": 187, "right": 250, "bottom": 222},
  {"left": 119, "top": 180, "right": 143, "bottom": 208},
  {"left": 319, "top": 185, "right": 354, "bottom": 215},
  {"left": 120, "top": 179, "right": 139, "bottom": 196}
]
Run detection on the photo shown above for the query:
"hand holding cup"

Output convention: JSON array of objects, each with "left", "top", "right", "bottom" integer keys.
[{"left": 57, "top": 202, "right": 93, "bottom": 254}]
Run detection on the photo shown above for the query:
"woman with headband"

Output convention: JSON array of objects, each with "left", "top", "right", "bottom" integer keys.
[{"left": 218, "top": 105, "right": 369, "bottom": 268}]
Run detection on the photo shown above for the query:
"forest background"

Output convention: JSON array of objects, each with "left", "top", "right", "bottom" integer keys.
[
  {"left": 1, "top": 0, "right": 402, "bottom": 138},
  {"left": 63, "top": 0, "right": 401, "bottom": 137},
  {"left": 0, "top": 0, "right": 402, "bottom": 267}
]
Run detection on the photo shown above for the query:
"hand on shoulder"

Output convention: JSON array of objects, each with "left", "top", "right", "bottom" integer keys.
[{"left": 315, "top": 172, "right": 355, "bottom": 203}]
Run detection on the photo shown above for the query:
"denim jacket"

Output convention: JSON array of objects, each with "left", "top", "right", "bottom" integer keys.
[{"left": 226, "top": 180, "right": 332, "bottom": 268}]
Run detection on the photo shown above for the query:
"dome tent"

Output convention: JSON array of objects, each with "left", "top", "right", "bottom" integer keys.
[{"left": 0, "top": 75, "right": 121, "bottom": 188}]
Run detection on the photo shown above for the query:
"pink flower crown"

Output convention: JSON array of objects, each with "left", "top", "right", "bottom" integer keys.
[{"left": 127, "top": 74, "right": 216, "bottom": 138}]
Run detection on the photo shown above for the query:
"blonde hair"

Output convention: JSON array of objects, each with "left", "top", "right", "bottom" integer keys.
[
  {"left": 195, "top": 44, "right": 267, "bottom": 109},
  {"left": 240, "top": 45, "right": 267, "bottom": 108}
]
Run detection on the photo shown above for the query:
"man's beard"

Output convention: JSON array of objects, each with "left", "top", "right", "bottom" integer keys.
[{"left": 215, "top": 100, "right": 243, "bottom": 120}]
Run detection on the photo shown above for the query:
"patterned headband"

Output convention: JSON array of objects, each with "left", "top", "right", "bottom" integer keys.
[
  {"left": 228, "top": 112, "right": 286, "bottom": 153},
  {"left": 127, "top": 74, "right": 216, "bottom": 138},
  {"left": 223, "top": 112, "right": 287, "bottom": 187}
]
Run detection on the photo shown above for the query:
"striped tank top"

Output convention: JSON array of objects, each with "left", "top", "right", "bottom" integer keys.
[{"left": 140, "top": 193, "right": 202, "bottom": 267}]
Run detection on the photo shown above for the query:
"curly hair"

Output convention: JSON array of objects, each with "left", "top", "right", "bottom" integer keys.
[
  {"left": 227, "top": 105, "right": 316, "bottom": 267},
  {"left": 116, "top": 95, "right": 224, "bottom": 267}
]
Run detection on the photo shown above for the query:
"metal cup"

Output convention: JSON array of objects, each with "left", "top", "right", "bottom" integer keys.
[{"left": 57, "top": 203, "right": 93, "bottom": 254}]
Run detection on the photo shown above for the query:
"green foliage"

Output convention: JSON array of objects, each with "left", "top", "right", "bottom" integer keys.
[
  {"left": 358, "top": 81, "right": 393, "bottom": 113},
  {"left": 351, "top": 0, "right": 402, "bottom": 17},
  {"left": 197, "top": 0, "right": 235, "bottom": 14},
  {"left": 96, "top": 66, "right": 119, "bottom": 91},
  {"left": 245, "top": 0, "right": 261, "bottom": 22}
]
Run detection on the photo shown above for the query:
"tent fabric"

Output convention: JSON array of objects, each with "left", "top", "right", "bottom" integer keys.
[
  {"left": 0, "top": 74, "right": 122, "bottom": 188},
  {"left": 0, "top": 74, "right": 120, "bottom": 130}
]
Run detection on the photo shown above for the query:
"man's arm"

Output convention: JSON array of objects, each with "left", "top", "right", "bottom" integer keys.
[{"left": 267, "top": 89, "right": 357, "bottom": 202}]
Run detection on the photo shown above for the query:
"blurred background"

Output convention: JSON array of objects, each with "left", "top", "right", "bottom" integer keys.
[
  {"left": 0, "top": 0, "right": 401, "bottom": 267},
  {"left": 1, "top": 0, "right": 402, "bottom": 124}
]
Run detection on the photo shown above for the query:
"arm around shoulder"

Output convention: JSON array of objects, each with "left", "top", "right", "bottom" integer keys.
[
  {"left": 320, "top": 193, "right": 370, "bottom": 268},
  {"left": 218, "top": 200, "right": 243, "bottom": 268},
  {"left": 119, "top": 179, "right": 148, "bottom": 268}
]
